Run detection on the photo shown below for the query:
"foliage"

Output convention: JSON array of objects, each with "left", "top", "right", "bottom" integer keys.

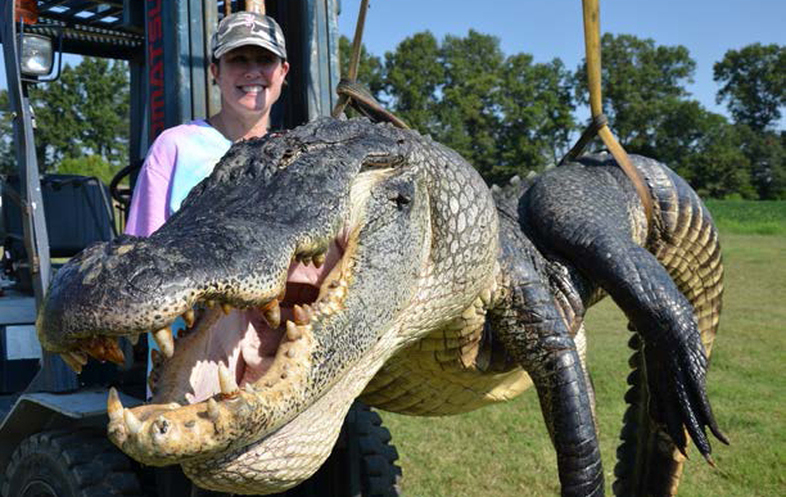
[
  {"left": 0, "top": 58, "right": 129, "bottom": 179},
  {"left": 735, "top": 126, "right": 786, "bottom": 200},
  {"left": 30, "top": 57, "right": 129, "bottom": 172},
  {"left": 380, "top": 30, "right": 577, "bottom": 184},
  {"left": 574, "top": 33, "right": 696, "bottom": 149},
  {"left": 57, "top": 155, "right": 119, "bottom": 187},
  {"left": 498, "top": 56, "right": 575, "bottom": 169},
  {"left": 572, "top": 34, "right": 783, "bottom": 200},
  {"left": 714, "top": 43, "right": 786, "bottom": 131},
  {"left": 382, "top": 31, "right": 445, "bottom": 135},
  {"left": 0, "top": 90, "right": 16, "bottom": 175}
]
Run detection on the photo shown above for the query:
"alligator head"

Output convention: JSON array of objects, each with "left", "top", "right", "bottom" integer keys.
[{"left": 37, "top": 118, "right": 498, "bottom": 493}]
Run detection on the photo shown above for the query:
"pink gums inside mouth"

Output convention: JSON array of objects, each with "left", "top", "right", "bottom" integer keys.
[{"left": 171, "top": 238, "right": 346, "bottom": 405}]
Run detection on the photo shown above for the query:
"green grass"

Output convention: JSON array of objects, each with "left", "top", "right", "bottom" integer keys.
[
  {"left": 705, "top": 199, "right": 786, "bottom": 235},
  {"left": 377, "top": 227, "right": 786, "bottom": 496}
]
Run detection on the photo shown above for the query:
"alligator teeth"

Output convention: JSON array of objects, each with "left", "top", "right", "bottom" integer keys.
[
  {"left": 261, "top": 299, "right": 281, "bottom": 328},
  {"left": 60, "top": 351, "right": 87, "bottom": 373},
  {"left": 124, "top": 408, "right": 142, "bottom": 435},
  {"left": 79, "top": 336, "right": 125, "bottom": 365},
  {"left": 152, "top": 327, "right": 175, "bottom": 358},
  {"left": 221, "top": 303, "right": 232, "bottom": 315},
  {"left": 205, "top": 300, "right": 215, "bottom": 308},
  {"left": 207, "top": 398, "right": 220, "bottom": 421},
  {"left": 286, "top": 321, "right": 302, "bottom": 341},
  {"left": 183, "top": 309, "right": 195, "bottom": 328},
  {"left": 218, "top": 362, "right": 239, "bottom": 395},
  {"left": 313, "top": 253, "right": 326, "bottom": 268},
  {"left": 331, "top": 284, "right": 347, "bottom": 301},
  {"left": 128, "top": 333, "right": 140, "bottom": 345},
  {"left": 479, "top": 288, "right": 492, "bottom": 306},
  {"left": 107, "top": 387, "right": 123, "bottom": 423},
  {"left": 244, "top": 383, "right": 255, "bottom": 394},
  {"left": 300, "top": 255, "right": 312, "bottom": 266},
  {"left": 293, "top": 304, "right": 309, "bottom": 325}
]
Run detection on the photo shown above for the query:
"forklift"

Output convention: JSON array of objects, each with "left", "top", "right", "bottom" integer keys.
[{"left": 0, "top": 1, "right": 400, "bottom": 495}]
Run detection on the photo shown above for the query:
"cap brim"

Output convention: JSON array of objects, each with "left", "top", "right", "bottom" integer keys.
[{"left": 214, "top": 39, "right": 287, "bottom": 61}]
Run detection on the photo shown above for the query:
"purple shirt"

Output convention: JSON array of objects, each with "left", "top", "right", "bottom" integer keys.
[{"left": 125, "top": 119, "right": 231, "bottom": 237}]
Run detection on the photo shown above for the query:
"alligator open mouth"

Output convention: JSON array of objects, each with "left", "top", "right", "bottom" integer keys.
[
  {"left": 143, "top": 233, "right": 350, "bottom": 406},
  {"left": 60, "top": 226, "right": 360, "bottom": 468}
]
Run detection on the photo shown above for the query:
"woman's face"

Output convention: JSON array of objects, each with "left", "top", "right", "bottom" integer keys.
[{"left": 211, "top": 45, "right": 290, "bottom": 119}]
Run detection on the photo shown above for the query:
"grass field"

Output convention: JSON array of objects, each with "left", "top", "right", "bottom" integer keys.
[{"left": 376, "top": 201, "right": 786, "bottom": 496}]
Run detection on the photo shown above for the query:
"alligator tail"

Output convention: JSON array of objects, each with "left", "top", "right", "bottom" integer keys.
[{"left": 613, "top": 160, "right": 724, "bottom": 496}]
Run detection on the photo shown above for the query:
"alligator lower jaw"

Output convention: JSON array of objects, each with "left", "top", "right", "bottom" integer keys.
[
  {"left": 180, "top": 324, "right": 394, "bottom": 494},
  {"left": 102, "top": 236, "right": 357, "bottom": 467}
]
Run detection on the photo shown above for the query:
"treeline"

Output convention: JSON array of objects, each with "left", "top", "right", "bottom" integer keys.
[
  {"left": 0, "top": 33, "right": 783, "bottom": 200},
  {"left": 0, "top": 57, "right": 129, "bottom": 186},
  {"left": 340, "top": 33, "right": 785, "bottom": 200}
]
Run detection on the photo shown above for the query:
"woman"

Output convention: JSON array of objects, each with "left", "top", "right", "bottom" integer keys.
[{"left": 126, "top": 10, "right": 289, "bottom": 237}]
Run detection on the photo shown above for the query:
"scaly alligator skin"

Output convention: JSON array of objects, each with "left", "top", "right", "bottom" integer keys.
[{"left": 37, "top": 118, "right": 727, "bottom": 496}]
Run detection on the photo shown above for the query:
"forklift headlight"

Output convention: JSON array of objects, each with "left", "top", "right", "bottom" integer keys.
[{"left": 19, "top": 34, "right": 54, "bottom": 77}]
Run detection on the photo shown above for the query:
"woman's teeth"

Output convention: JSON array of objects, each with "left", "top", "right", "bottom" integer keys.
[{"left": 241, "top": 85, "right": 264, "bottom": 93}]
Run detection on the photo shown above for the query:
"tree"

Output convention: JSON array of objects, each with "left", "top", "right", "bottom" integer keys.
[
  {"left": 678, "top": 121, "right": 755, "bottom": 199},
  {"left": 735, "top": 125, "right": 785, "bottom": 199},
  {"left": 0, "top": 90, "right": 15, "bottom": 174},
  {"left": 574, "top": 33, "right": 696, "bottom": 150},
  {"left": 382, "top": 31, "right": 444, "bottom": 134},
  {"left": 435, "top": 30, "right": 506, "bottom": 180},
  {"left": 498, "top": 55, "right": 575, "bottom": 174},
  {"left": 382, "top": 30, "right": 576, "bottom": 184},
  {"left": 714, "top": 43, "right": 786, "bottom": 131},
  {"left": 29, "top": 57, "right": 129, "bottom": 172},
  {"left": 57, "top": 155, "right": 119, "bottom": 186}
]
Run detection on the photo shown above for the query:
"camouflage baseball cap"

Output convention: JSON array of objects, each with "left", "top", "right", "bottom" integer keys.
[{"left": 211, "top": 11, "right": 287, "bottom": 61}]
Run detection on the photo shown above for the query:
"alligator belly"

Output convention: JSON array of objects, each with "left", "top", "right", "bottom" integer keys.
[{"left": 359, "top": 318, "right": 534, "bottom": 416}]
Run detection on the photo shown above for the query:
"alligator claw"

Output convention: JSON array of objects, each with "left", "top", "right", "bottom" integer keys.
[{"left": 645, "top": 333, "right": 727, "bottom": 462}]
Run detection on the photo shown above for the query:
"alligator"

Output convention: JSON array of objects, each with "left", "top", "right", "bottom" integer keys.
[{"left": 37, "top": 117, "right": 727, "bottom": 496}]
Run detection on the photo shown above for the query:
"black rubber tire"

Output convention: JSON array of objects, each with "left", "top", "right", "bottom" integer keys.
[
  {"left": 2, "top": 429, "right": 146, "bottom": 497},
  {"left": 352, "top": 403, "right": 403, "bottom": 497}
]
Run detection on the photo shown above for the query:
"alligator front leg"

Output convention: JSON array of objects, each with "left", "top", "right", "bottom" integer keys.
[{"left": 491, "top": 263, "right": 604, "bottom": 496}]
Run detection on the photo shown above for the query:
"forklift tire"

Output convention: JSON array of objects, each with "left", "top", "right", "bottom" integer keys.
[
  {"left": 352, "top": 404, "right": 402, "bottom": 497},
  {"left": 2, "top": 429, "right": 146, "bottom": 497}
]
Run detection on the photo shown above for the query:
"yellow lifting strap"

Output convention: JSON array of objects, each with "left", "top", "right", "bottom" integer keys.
[
  {"left": 332, "top": 0, "right": 370, "bottom": 118},
  {"left": 568, "top": 0, "right": 654, "bottom": 228}
]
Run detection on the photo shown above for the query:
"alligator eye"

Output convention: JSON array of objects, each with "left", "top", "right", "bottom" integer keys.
[
  {"left": 388, "top": 191, "right": 411, "bottom": 210},
  {"left": 361, "top": 153, "right": 405, "bottom": 171}
]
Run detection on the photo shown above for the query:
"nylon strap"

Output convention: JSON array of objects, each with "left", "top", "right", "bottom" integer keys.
[
  {"left": 336, "top": 80, "right": 409, "bottom": 129},
  {"left": 332, "top": 0, "right": 370, "bottom": 118},
  {"left": 576, "top": 0, "right": 654, "bottom": 227}
]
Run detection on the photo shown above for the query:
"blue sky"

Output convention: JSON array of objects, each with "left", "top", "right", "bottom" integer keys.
[
  {"left": 338, "top": 0, "right": 785, "bottom": 125},
  {"left": 2, "top": 0, "right": 783, "bottom": 127}
]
